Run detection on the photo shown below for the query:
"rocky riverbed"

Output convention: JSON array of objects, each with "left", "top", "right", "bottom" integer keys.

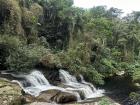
[
  {"left": 0, "top": 77, "right": 122, "bottom": 105},
  {"left": 0, "top": 69, "right": 130, "bottom": 105}
]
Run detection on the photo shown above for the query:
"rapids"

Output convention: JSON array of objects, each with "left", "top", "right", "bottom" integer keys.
[
  {"left": 59, "top": 69, "right": 104, "bottom": 99},
  {"left": 1, "top": 69, "right": 104, "bottom": 100}
]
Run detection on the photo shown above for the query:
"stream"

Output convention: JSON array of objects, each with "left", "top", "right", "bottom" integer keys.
[{"left": 1, "top": 69, "right": 104, "bottom": 102}]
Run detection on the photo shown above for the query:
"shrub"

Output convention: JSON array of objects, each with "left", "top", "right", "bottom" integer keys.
[
  {"left": 0, "top": 35, "right": 48, "bottom": 71},
  {"left": 40, "top": 52, "right": 62, "bottom": 69},
  {"left": 132, "top": 68, "right": 140, "bottom": 84},
  {"left": 99, "top": 98, "right": 112, "bottom": 105},
  {"left": 82, "top": 66, "right": 104, "bottom": 84},
  {"left": 7, "top": 44, "right": 48, "bottom": 71},
  {"left": 129, "top": 92, "right": 140, "bottom": 103},
  {"left": 0, "top": 0, "right": 23, "bottom": 35},
  {"left": 0, "top": 35, "right": 24, "bottom": 70},
  {"left": 56, "top": 43, "right": 104, "bottom": 85},
  {"left": 0, "top": 35, "right": 25, "bottom": 48},
  {"left": 30, "top": 3, "right": 43, "bottom": 18}
]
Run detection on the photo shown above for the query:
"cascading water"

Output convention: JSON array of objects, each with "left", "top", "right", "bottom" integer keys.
[
  {"left": 79, "top": 74, "right": 96, "bottom": 91},
  {"left": 59, "top": 69, "right": 104, "bottom": 99},
  {"left": 9, "top": 71, "right": 63, "bottom": 96},
  {"left": 1, "top": 70, "right": 80, "bottom": 99},
  {"left": 1, "top": 69, "right": 104, "bottom": 101}
]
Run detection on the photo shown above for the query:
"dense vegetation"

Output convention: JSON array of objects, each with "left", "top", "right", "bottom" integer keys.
[{"left": 0, "top": 0, "right": 140, "bottom": 101}]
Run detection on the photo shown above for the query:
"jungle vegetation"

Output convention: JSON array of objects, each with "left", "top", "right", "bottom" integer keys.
[{"left": 0, "top": 0, "right": 140, "bottom": 100}]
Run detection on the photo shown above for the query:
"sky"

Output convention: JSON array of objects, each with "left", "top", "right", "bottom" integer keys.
[{"left": 74, "top": 0, "right": 140, "bottom": 15}]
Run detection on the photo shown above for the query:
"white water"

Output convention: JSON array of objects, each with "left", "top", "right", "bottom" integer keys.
[
  {"left": 1, "top": 70, "right": 80, "bottom": 99},
  {"left": 59, "top": 69, "right": 104, "bottom": 99},
  {"left": 1, "top": 69, "right": 104, "bottom": 100},
  {"left": 11, "top": 71, "right": 65, "bottom": 96}
]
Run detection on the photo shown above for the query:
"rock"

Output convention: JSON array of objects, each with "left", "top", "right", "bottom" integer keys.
[
  {"left": 29, "top": 102, "right": 57, "bottom": 105},
  {"left": 54, "top": 91, "right": 77, "bottom": 103},
  {"left": 0, "top": 78, "right": 22, "bottom": 105},
  {"left": 37, "top": 89, "right": 77, "bottom": 103},
  {"left": 23, "top": 95, "right": 36, "bottom": 104},
  {"left": 40, "top": 53, "right": 59, "bottom": 68},
  {"left": 37, "top": 89, "right": 59, "bottom": 102},
  {"left": 116, "top": 71, "right": 125, "bottom": 76}
]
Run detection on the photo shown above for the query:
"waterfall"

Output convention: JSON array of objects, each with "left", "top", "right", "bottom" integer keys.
[
  {"left": 59, "top": 69, "right": 104, "bottom": 99},
  {"left": 10, "top": 71, "right": 61, "bottom": 96},
  {"left": 79, "top": 74, "right": 97, "bottom": 91},
  {"left": 1, "top": 70, "right": 80, "bottom": 99},
  {"left": 1, "top": 69, "right": 104, "bottom": 101}
]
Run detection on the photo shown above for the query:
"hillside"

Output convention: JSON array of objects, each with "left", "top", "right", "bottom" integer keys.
[{"left": 0, "top": 0, "right": 140, "bottom": 105}]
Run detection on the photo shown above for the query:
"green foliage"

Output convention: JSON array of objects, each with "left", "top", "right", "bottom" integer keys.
[
  {"left": 82, "top": 66, "right": 104, "bottom": 84},
  {"left": 0, "top": 35, "right": 48, "bottom": 71},
  {"left": 99, "top": 98, "right": 112, "bottom": 105},
  {"left": 41, "top": 52, "right": 62, "bottom": 68},
  {"left": 57, "top": 43, "right": 104, "bottom": 84},
  {"left": 0, "top": 35, "right": 24, "bottom": 48},
  {"left": 124, "top": 62, "right": 140, "bottom": 84},
  {"left": 7, "top": 44, "right": 48, "bottom": 71},
  {"left": 100, "top": 58, "right": 117, "bottom": 76},
  {"left": 57, "top": 43, "right": 91, "bottom": 69},
  {"left": 132, "top": 70, "right": 140, "bottom": 83},
  {"left": 0, "top": 0, "right": 23, "bottom": 35},
  {"left": 129, "top": 92, "right": 140, "bottom": 102}
]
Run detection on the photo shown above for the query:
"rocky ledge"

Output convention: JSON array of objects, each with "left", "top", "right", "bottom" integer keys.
[
  {"left": 24, "top": 89, "right": 77, "bottom": 104},
  {"left": 0, "top": 78, "right": 22, "bottom": 105}
]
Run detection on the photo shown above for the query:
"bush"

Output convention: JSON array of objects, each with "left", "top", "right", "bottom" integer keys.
[
  {"left": 0, "top": 35, "right": 48, "bottom": 71},
  {"left": 0, "top": 35, "right": 25, "bottom": 69},
  {"left": 57, "top": 43, "right": 91, "bottom": 69},
  {"left": 81, "top": 66, "right": 104, "bottom": 84},
  {"left": 40, "top": 52, "right": 62, "bottom": 68},
  {"left": 7, "top": 44, "right": 48, "bottom": 71},
  {"left": 56, "top": 43, "right": 104, "bottom": 85},
  {"left": 0, "top": 0, "right": 23, "bottom": 35},
  {"left": 129, "top": 92, "right": 140, "bottom": 103},
  {"left": 132, "top": 68, "right": 140, "bottom": 83},
  {"left": 0, "top": 35, "right": 24, "bottom": 48}
]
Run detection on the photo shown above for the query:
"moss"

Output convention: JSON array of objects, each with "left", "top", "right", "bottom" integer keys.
[
  {"left": 0, "top": 0, "right": 24, "bottom": 35},
  {"left": 22, "top": 3, "right": 43, "bottom": 44},
  {"left": 40, "top": 52, "right": 62, "bottom": 69},
  {"left": 0, "top": 78, "right": 22, "bottom": 105},
  {"left": 30, "top": 3, "right": 43, "bottom": 18}
]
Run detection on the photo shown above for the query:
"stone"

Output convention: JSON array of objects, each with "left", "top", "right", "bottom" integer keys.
[
  {"left": 37, "top": 89, "right": 77, "bottom": 103},
  {"left": 54, "top": 91, "right": 77, "bottom": 103},
  {"left": 29, "top": 102, "right": 57, "bottom": 105},
  {"left": 0, "top": 78, "right": 22, "bottom": 105}
]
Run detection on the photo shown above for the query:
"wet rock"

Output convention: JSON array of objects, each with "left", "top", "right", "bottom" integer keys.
[
  {"left": 23, "top": 95, "right": 36, "bottom": 104},
  {"left": 29, "top": 102, "right": 57, "bottom": 105},
  {"left": 54, "top": 91, "right": 77, "bottom": 103},
  {"left": 0, "top": 78, "right": 22, "bottom": 105},
  {"left": 37, "top": 89, "right": 77, "bottom": 103},
  {"left": 37, "top": 89, "right": 59, "bottom": 102}
]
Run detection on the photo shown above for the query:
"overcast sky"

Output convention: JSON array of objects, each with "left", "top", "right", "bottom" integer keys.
[{"left": 74, "top": 0, "right": 140, "bottom": 15}]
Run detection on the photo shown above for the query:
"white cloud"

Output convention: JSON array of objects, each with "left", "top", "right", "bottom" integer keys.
[{"left": 74, "top": 0, "right": 140, "bottom": 14}]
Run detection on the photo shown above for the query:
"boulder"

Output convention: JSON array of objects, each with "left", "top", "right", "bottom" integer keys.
[
  {"left": 54, "top": 91, "right": 77, "bottom": 103},
  {"left": 37, "top": 89, "right": 59, "bottom": 102},
  {"left": 0, "top": 78, "right": 22, "bottom": 105},
  {"left": 37, "top": 89, "right": 77, "bottom": 103}
]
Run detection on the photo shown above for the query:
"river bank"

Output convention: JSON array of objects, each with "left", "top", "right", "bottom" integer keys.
[{"left": 0, "top": 71, "right": 129, "bottom": 105}]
